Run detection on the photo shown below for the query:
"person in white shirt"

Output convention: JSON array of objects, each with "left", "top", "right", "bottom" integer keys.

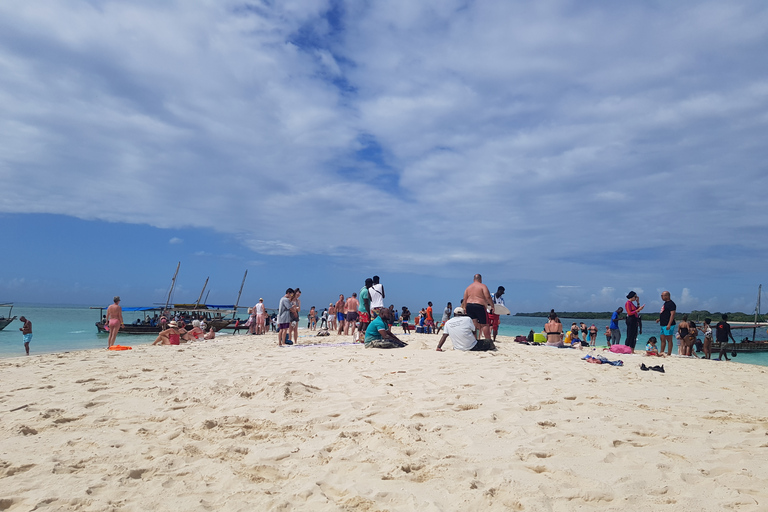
[
  {"left": 436, "top": 307, "right": 496, "bottom": 352},
  {"left": 368, "top": 275, "right": 385, "bottom": 314}
]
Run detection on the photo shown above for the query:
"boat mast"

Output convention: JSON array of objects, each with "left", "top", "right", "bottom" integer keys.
[
  {"left": 195, "top": 277, "right": 209, "bottom": 310},
  {"left": 164, "top": 262, "right": 181, "bottom": 312},
  {"left": 233, "top": 270, "right": 248, "bottom": 318},
  {"left": 754, "top": 284, "right": 762, "bottom": 342}
]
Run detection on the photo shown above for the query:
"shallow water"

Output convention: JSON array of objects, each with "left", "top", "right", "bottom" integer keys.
[{"left": 2, "top": 305, "right": 766, "bottom": 366}]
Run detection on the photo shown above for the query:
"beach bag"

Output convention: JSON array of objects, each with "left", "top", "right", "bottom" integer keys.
[{"left": 609, "top": 344, "right": 632, "bottom": 354}]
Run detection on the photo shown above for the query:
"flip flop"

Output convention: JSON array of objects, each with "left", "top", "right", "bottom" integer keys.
[
  {"left": 650, "top": 365, "right": 665, "bottom": 373},
  {"left": 640, "top": 363, "right": 649, "bottom": 371}
]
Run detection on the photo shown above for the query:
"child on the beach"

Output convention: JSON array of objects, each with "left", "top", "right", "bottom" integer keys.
[
  {"left": 604, "top": 326, "right": 611, "bottom": 344},
  {"left": 645, "top": 337, "right": 664, "bottom": 356}
]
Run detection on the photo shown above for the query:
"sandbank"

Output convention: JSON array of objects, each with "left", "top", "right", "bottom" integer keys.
[{"left": 1, "top": 332, "right": 767, "bottom": 511}]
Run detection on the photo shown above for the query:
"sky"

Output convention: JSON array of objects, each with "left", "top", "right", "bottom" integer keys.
[{"left": 1, "top": 0, "right": 768, "bottom": 316}]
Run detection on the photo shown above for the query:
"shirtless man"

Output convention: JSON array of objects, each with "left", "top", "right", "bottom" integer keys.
[
  {"left": 345, "top": 292, "right": 359, "bottom": 336},
  {"left": 335, "top": 294, "right": 346, "bottom": 335},
  {"left": 105, "top": 296, "right": 123, "bottom": 348},
  {"left": 19, "top": 316, "right": 32, "bottom": 355},
  {"left": 462, "top": 274, "right": 494, "bottom": 341}
]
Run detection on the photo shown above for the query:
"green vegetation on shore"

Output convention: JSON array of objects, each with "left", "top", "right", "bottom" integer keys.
[{"left": 516, "top": 311, "right": 765, "bottom": 322}]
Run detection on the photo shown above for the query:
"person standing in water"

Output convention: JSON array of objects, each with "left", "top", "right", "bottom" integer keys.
[
  {"left": 105, "top": 296, "right": 123, "bottom": 348},
  {"left": 19, "top": 316, "right": 32, "bottom": 355}
]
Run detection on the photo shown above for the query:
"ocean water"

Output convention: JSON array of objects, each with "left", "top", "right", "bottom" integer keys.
[{"left": 2, "top": 305, "right": 767, "bottom": 367}]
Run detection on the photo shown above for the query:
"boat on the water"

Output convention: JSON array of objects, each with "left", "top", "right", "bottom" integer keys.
[
  {"left": 91, "top": 304, "right": 240, "bottom": 334},
  {"left": 0, "top": 303, "right": 17, "bottom": 331},
  {"left": 711, "top": 285, "right": 768, "bottom": 352}
]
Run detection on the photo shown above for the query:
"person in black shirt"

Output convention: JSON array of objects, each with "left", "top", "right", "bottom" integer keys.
[
  {"left": 655, "top": 291, "right": 677, "bottom": 356},
  {"left": 715, "top": 314, "right": 736, "bottom": 361}
]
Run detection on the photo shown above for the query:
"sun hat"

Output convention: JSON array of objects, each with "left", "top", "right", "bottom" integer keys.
[{"left": 169, "top": 321, "right": 178, "bottom": 327}]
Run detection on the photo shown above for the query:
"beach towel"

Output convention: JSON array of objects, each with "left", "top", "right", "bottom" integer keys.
[
  {"left": 609, "top": 344, "right": 632, "bottom": 354},
  {"left": 582, "top": 354, "right": 623, "bottom": 366}
]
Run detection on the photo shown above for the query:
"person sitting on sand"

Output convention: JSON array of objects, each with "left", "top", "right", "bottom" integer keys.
[
  {"left": 544, "top": 310, "right": 563, "bottom": 347},
  {"left": 187, "top": 320, "right": 205, "bottom": 341},
  {"left": 645, "top": 337, "right": 665, "bottom": 356},
  {"left": 152, "top": 321, "right": 183, "bottom": 345},
  {"left": 364, "top": 308, "right": 407, "bottom": 349},
  {"left": 436, "top": 307, "right": 495, "bottom": 352},
  {"left": 204, "top": 327, "right": 216, "bottom": 340}
]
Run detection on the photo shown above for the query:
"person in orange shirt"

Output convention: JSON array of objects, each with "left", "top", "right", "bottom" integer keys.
[{"left": 425, "top": 302, "right": 435, "bottom": 334}]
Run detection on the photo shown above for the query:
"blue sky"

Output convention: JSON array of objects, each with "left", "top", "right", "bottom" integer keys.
[{"left": 2, "top": 1, "right": 768, "bottom": 315}]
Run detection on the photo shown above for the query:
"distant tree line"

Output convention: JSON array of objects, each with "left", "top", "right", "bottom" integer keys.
[{"left": 516, "top": 311, "right": 765, "bottom": 322}]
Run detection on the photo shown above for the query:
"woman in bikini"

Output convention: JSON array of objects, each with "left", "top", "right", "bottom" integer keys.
[
  {"left": 589, "top": 324, "right": 598, "bottom": 346},
  {"left": 544, "top": 310, "right": 563, "bottom": 347},
  {"left": 105, "top": 296, "right": 123, "bottom": 348}
]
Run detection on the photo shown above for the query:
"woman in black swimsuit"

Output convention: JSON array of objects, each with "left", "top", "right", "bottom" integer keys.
[{"left": 544, "top": 310, "right": 563, "bottom": 346}]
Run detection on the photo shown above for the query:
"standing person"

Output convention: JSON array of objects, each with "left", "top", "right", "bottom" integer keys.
[
  {"left": 699, "top": 318, "right": 714, "bottom": 359},
  {"left": 424, "top": 302, "right": 435, "bottom": 334},
  {"left": 335, "top": 294, "right": 346, "bottom": 335},
  {"left": 715, "top": 314, "right": 737, "bottom": 361},
  {"left": 277, "top": 288, "right": 294, "bottom": 346},
  {"left": 488, "top": 286, "right": 506, "bottom": 342},
  {"left": 579, "top": 322, "right": 588, "bottom": 343},
  {"left": 435, "top": 302, "right": 453, "bottom": 335},
  {"left": 247, "top": 307, "right": 257, "bottom": 335},
  {"left": 462, "top": 274, "right": 494, "bottom": 341},
  {"left": 308, "top": 306, "right": 317, "bottom": 330},
  {"left": 254, "top": 299, "right": 266, "bottom": 335},
  {"left": 401, "top": 306, "right": 412, "bottom": 334},
  {"left": 624, "top": 291, "right": 645, "bottom": 350},
  {"left": 19, "top": 316, "right": 32, "bottom": 355},
  {"left": 358, "top": 278, "right": 373, "bottom": 342},
  {"left": 610, "top": 307, "right": 623, "bottom": 346},
  {"left": 320, "top": 308, "right": 328, "bottom": 330},
  {"left": 328, "top": 303, "right": 336, "bottom": 331},
  {"left": 368, "top": 276, "right": 385, "bottom": 315},
  {"left": 655, "top": 291, "right": 677, "bottom": 356},
  {"left": 290, "top": 288, "right": 302, "bottom": 345},
  {"left": 105, "top": 296, "right": 123, "bottom": 348},
  {"left": 589, "top": 324, "right": 598, "bottom": 346},
  {"left": 345, "top": 293, "right": 359, "bottom": 336}
]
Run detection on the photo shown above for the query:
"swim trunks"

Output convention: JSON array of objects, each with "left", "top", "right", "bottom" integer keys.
[
  {"left": 470, "top": 339, "right": 494, "bottom": 351},
  {"left": 279, "top": 322, "right": 290, "bottom": 330},
  {"left": 487, "top": 313, "right": 500, "bottom": 329},
  {"left": 465, "top": 303, "right": 487, "bottom": 325},
  {"left": 337, "top": 312, "right": 345, "bottom": 322},
  {"left": 358, "top": 312, "right": 370, "bottom": 323},
  {"left": 346, "top": 311, "right": 358, "bottom": 322},
  {"left": 660, "top": 325, "right": 676, "bottom": 336},
  {"left": 23, "top": 333, "right": 32, "bottom": 344}
]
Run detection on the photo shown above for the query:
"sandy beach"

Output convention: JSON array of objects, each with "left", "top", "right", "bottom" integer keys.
[{"left": 2, "top": 332, "right": 767, "bottom": 511}]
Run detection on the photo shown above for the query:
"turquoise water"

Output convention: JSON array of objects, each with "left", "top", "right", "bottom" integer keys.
[{"left": 2, "top": 305, "right": 767, "bottom": 367}]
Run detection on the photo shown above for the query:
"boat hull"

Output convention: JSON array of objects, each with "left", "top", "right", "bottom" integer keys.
[
  {"left": 711, "top": 341, "right": 768, "bottom": 353},
  {"left": 0, "top": 316, "right": 16, "bottom": 331}
]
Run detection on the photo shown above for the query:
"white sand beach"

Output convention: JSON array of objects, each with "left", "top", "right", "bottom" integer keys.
[{"left": 2, "top": 333, "right": 767, "bottom": 511}]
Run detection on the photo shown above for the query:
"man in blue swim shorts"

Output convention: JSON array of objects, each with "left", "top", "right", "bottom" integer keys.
[
  {"left": 19, "top": 316, "right": 32, "bottom": 355},
  {"left": 655, "top": 291, "right": 677, "bottom": 356}
]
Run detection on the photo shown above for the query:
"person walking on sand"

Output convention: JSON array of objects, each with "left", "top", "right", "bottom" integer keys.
[
  {"left": 19, "top": 316, "right": 32, "bottom": 355},
  {"left": 105, "top": 296, "right": 123, "bottom": 348},
  {"left": 655, "top": 291, "right": 677, "bottom": 356},
  {"left": 462, "top": 274, "right": 494, "bottom": 341},
  {"left": 624, "top": 291, "right": 645, "bottom": 350},
  {"left": 715, "top": 314, "right": 737, "bottom": 361},
  {"left": 610, "top": 306, "right": 623, "bottom": 346}
]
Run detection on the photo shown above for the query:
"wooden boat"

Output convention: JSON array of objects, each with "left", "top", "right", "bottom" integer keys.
[
  {"left": 91, "top": 264, "right": 249, "bottom": 335},
  {"left": 0, "top": 303, "right": 17, "bottom": 331},
  {"left": 710, "top": 285, "right": 768, "bottom": 352}
]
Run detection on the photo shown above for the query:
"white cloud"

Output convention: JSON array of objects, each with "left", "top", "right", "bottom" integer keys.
[
  {"left": 1, "top": 1, "right": 767, "bottom": 311},
  {"left": 169, "top": 237, "right": 183, "bottom": 245}
]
